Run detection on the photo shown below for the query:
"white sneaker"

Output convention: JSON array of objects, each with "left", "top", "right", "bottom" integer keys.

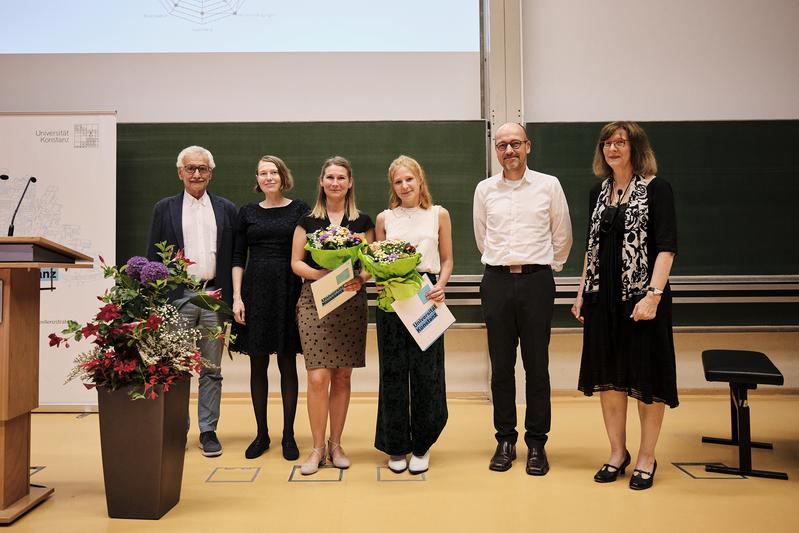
[
  {"left": 408, "top": 451, "right": 429, "bottom": 475},
  {"left": 387, "top": 454, "right": 408, "bottom": 473}
]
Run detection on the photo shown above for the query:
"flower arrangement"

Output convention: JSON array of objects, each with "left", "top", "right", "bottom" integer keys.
[
  {"left": 362, "top": 239, "right": 417, "bottom": 263},
  {"left": 358, "top": 239, "right": 422, "bottom": 312},
  {"left": 50, "top": 242, "right": 233, "bottom": 400},
  {"left": 304, "top": 225, "right": 365, "bottom": 269}
]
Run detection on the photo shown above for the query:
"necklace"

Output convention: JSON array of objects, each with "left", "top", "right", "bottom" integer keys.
[
  {"left": 610, "top": 175, "right": 635, "bottom": 206},
  {"left": 396, "top": 205, "right": 420, "bottom": 219}
]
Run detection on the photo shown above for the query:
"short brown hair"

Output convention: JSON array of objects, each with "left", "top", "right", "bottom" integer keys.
[
  {"left": 253, "top": 155, "right": 294, "bottom": 193},
  {"left": 387, "top": 155, "right": 433, "bottom": 209},
  {"left": 592, "top": 121, "right": 658, "bottom": 178}
]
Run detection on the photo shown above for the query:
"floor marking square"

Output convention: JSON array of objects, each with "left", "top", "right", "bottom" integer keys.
[
  {"left": 672, "top": 462, "right": 747, "bottom": 480},
  {"left": 288, "top": 464, "right": 344, "bottom": 482},
  {"left": 376, "top": 466, "right": 427, "bottom": 482},
  {"left": 206, "top": 466, "right": 261, "bottom": 483}
]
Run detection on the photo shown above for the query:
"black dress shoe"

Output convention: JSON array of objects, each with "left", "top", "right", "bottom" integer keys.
[
  {"left": 526, "top": 447, "right": 549, "bottom": 476},
  {"left": 629, "top": 460, "right": 657, "bottom": 490},
  {"left": 594, "top": 450, "right": 631, "bottom": 483},
  {"left": 489, "top": 441, "right": 516, "bottom": 472},
  {"left": 281, "top": 436, "right": 300, "bottom": 461},
  {"left": 245, "top": 435, "right": 270, "bottom": 459}
]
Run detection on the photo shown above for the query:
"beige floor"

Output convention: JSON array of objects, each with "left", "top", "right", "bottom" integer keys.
[{"left": 13, "top": 394, "right": 799, "bottom": 532}]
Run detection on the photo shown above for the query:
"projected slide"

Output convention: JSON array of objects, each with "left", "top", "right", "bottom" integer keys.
[
  {"left": 161, "top": 1, "right": 246, "bottom": 25},
  {"left": 0, "top": 0, "right": 478, "bottom": 53}
]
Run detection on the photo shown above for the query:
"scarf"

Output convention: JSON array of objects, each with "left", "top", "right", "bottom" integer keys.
[{"left": 584, "top": 175, "right": 649, "bottom": 301}]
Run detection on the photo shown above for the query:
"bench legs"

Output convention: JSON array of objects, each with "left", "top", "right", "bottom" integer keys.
[{"left": 702, "top": 384, "right": 788, "bottom": 480}]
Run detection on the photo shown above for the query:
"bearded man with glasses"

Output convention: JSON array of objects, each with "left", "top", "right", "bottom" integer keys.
[
  {"left": 146, "top": 145, "right": 237, "bottom": 457},
  {"left": 473, "top": 123, "right": 573, "bottom": 476}
]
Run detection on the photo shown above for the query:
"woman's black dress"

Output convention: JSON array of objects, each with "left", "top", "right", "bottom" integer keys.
[
  {"left": 578, "top": 178, "right": 679, "bottom": 407},
  {"left": 230, "top": 199, "right": 309, "bottom": 357}
]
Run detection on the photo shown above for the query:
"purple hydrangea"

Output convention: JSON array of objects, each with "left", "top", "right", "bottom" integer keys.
[
  {"left": 125, "top": 256, "right": 150, "bottom": 281},
  {"left": 140, "top": 261, "right": 169, "bottom": 284}
]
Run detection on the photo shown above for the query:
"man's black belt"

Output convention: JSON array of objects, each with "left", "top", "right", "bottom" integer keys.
[{"left": 485, "top": 264, "right": 550, "bottom": 274}]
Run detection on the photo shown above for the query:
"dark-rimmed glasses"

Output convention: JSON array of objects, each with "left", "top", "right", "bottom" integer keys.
[
  {"left": 183, "top": 165, "right": 211, "bottom": 176},
  {"left": 495, "top": 140, "right": 527, "bottom": 152},
  {"left": 600, "top": 139, "right": 629, "bottom": 150}
]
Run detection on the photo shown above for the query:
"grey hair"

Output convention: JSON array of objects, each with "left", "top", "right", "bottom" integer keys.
[{"left": 176, "top": 145, "right": 216, "bottom": 169}]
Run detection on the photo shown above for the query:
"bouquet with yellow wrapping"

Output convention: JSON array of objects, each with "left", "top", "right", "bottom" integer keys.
[
  {"left": 358, "top": 239, "right": 422, "bottom": 312},
  {"left": 304, "top": 225, "right": 365, "bottom": 270}
]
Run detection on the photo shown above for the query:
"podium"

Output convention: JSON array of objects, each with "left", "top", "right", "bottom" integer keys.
[{"left": 0, "top": 237, "right": 92, "bottom": 524}]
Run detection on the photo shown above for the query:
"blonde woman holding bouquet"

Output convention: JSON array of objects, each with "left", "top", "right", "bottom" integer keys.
[
  {"left": 291, "top": 156, "right": 375, "bottom": 475},
  {"left": 373, "top": 155, "right": 453, "bottom": 475}
]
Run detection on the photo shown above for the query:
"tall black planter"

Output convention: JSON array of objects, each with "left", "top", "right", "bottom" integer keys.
[{"left": 97, "top": 378, "right": 190, "bottom": 520}]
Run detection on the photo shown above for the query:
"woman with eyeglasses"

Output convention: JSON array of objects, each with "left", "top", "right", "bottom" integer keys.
[
  {"left": 572, "top": 122, "right": 678, "bottom": 490},
  {"left": 374, "top": 155, "right": 453, "bottom": 475},
  {"left": 230, "top": 155, "right": 310, "bottom": 461},
  {"left": 291, "top": 156, "right": 375, "bottom": 475}
]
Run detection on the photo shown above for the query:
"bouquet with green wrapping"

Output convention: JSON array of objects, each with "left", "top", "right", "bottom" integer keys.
[
  {"left": 304, "top": 225, "right": 365, "bottom": 270},
  {"left": 358, "top": 239, "right": 422, "bottom": 312}
]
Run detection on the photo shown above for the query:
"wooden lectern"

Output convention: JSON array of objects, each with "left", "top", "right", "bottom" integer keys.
[{"left": 0, "top": 237, "right": 92, "bottom": 524}]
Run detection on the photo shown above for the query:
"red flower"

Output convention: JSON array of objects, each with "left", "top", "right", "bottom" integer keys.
[
  {"left": 48, "top": 333, "right": 65, "bottom": 347},
  {"left": 176, "top": 249, "right": 196, "bottom": 267},
  {"left": 146, "top": 315, "right": 162, "bottom": 330},
  {"left": 96, "top": 303, "right": 121, "bottom": 322},
  {"left": 80, "top": 323, "right": 100, "bottom": 338},
  {"left": 206, "top": 288, "right": 222, "bottom": 300}
]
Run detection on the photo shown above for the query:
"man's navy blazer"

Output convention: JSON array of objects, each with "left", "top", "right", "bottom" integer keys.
[{"left": 146, "top": 192, "right": 237, "bottom": 306}]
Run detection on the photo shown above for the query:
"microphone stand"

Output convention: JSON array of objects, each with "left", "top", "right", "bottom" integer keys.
[{"left": 7, "top": 177, "right": 37, "bottom": 237}]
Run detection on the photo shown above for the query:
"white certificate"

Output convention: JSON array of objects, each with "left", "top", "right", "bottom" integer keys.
[
  {"left": 310, "top": 259, "right": 356, "bottom": 319},
  {"left": 391, "top": 274, "right": 455, "bottom": 351}
]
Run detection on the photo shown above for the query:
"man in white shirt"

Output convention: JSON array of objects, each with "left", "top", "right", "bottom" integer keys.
[
  {"left": 147, "top": 145, "right": 237, "bottom": 457},
  {"left": 473, "top": 123, "right": 573, "bottom": 475}
]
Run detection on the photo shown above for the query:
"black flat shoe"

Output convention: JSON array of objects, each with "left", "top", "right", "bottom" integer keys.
[
  {"left": 594, "top": 450, "right": 631, "bottom": 483},
  {"left": 281, "top": 436, "right": 300, "bottom": 461},
  {"left": 245, "top": 435, "right": 270, "bottom": 459},
  {"left": 526, "top": 447, "right": 550, "bottom": 476},
  {"left": 489, "top": 441, "right": 516, "bottom": 472},
  {"left": 629, "top": 460, "right": 657, "bottom": 490}
]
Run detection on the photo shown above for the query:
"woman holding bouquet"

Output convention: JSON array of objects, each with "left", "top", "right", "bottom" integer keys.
[
  {"left": 291, "top": 156, "right": 375, "bottom": 475},
  {"left": 373, "top": 155, "right": 453, "bottom": 475},
  {"left": 230, "top": 155, "right": 309, "bottom": 461}
]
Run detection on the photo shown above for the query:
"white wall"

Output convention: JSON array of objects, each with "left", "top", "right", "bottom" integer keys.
[
  {"left": 0, "top": 52, "right": 481, "bottom": 122},
  {"left": 522, "top": 0, "right": 799, "bottom": 121}
]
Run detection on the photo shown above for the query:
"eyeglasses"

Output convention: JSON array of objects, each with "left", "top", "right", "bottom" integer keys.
[
  {"left": 183, "top": 165, "right": 211, "bottom": 175},
  {"left": 495, "top": 140, "right": 527, "bottom": 151},
  {"left": 600, "top": 139, "right": 629, "bottom": 150}
]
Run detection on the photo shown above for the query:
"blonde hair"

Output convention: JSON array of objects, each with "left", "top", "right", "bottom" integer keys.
[
  {"left": 310, "top": 156, "right": 360, "bottom": 220},
  {"left": 253, "top": 155, "right": 294, "bottom": 193},
  {"left": 387, "top": 155, "right": 433, "bottom": 209},
  {"left": 592, "top": 121, "right": 658, "bottom": 178}
]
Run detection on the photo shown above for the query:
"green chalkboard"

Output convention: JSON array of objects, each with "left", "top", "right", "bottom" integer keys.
[
  {"left": 117, "top": 121, "right": 487, "bottom": 272},
  {"left": 526, "top": 120, "right": 799, "bottom": 277}
]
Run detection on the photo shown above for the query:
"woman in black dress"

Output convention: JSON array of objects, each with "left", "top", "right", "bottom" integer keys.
[
  {"left": 572, "top": 122, "right": 678, "bottom": 490},
  {"left": 231, "top": 155, "right": 309, "bottom": 460},
  {"left": 291, "top": 156, "right": 374, "bottom": 475}
]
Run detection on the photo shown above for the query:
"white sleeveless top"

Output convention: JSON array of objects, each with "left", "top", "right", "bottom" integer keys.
[{"left": 382, "top": 205, "right": 441, "bottom": 274}]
